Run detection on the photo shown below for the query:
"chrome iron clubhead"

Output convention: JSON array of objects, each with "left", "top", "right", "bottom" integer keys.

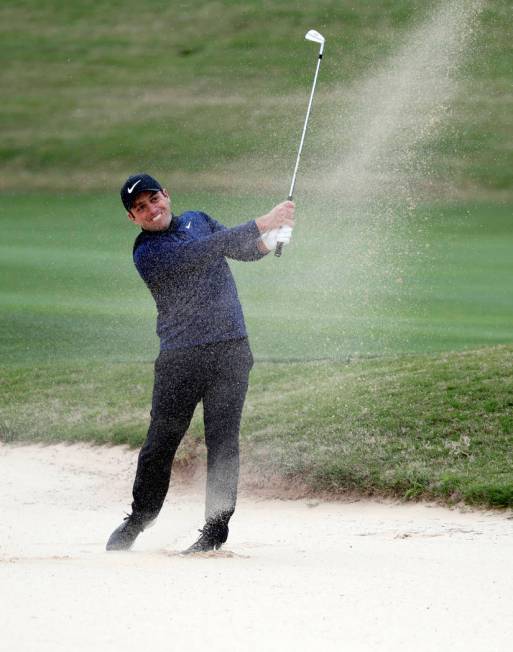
[{"left": 305, "top": 29, "right": 325, "bottom": 52}]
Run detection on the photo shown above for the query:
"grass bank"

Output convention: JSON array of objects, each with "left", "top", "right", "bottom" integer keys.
[{"left": 2, "top": 346, "right": 513, "bottom": 508}]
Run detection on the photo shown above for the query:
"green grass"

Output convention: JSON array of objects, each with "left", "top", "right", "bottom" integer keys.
[
  {"left": 1, "top": 1, "right": 512, "bottom": 508},
  {"left": 247, "top": 346, "right": 513, "bottom": 507},
  {"left": 0, "top": 0, "right": 511, "bottom": 196},
  {"left": 1, "top": 193, "right": 512, "bottom": 364},
  {"left": 1, "top": 193, "right": 512, "bottom": 508},
  {"left": 2, "top": 346, "right": 513, "bottom": 507}
]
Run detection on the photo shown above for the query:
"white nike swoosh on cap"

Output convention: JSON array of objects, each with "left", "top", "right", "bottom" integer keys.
[{"left": 127, "top": 179, "right": 142, "bottom": 193}]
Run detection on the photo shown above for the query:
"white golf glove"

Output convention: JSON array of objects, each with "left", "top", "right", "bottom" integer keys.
[{"left": 261, "top": 225, "right": 293, "bottom": 251}]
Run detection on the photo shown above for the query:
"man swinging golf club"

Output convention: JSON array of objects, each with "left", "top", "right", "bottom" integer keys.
[
  {"left": 107, "top": 28, "right": 323, "bottom": 553},
  {"left": 106, "top": 173, "right": 294, "bottom": 553}
]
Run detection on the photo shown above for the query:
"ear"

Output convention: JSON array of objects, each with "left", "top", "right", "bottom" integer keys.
[
  {"left": 162, "top": 188, "right": 170, "bottom": 199},
  {"left": 127, "top": 211, "right": 136, "bottom": 223}
]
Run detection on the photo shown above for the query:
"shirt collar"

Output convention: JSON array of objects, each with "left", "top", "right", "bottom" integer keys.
[{"left": 141, "top": 213, "right": 177, "bottom": 234}]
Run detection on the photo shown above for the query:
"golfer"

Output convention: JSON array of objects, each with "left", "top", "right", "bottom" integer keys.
[{"left": 106, "top": 173, "right": 294, "bottom": 552}]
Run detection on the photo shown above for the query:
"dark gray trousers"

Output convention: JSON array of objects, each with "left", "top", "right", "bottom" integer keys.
[{"left": 131, "top": 338, "right": 253, "bottom": 524}]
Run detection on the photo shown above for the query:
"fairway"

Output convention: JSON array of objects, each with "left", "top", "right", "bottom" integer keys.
[{"left": 1, "top": 193, "right": 512, "bottom": 365}]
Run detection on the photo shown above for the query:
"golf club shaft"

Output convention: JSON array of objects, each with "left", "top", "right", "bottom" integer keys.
[{"left": 275, "top": 49, "right": 323, "bottom": 258}]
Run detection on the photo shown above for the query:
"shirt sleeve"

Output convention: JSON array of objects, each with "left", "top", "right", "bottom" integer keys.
[
  {"left": 200, "top": 212, "right": 266, "bottom": 262},
  {"left": 134, "top": 220, "right": 264, "bottom": 283}
]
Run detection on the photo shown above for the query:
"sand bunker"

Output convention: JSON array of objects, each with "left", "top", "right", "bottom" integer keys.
[{"left": 1, "top": 442, "right": 512, "bottom": 651}]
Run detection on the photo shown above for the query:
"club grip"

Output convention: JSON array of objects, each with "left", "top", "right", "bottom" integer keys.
[{"left": 274, "top": 194, "right": 293, "bottom": 258}]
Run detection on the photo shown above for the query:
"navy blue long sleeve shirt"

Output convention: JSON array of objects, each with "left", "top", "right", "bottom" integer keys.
[{"left": 133, "top": 211, "right": 265, "bottom": 351}]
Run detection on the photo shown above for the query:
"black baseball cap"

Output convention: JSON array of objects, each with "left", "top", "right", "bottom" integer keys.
[{"left": 120, "top": 173, "right": 163, "bottom": 211}]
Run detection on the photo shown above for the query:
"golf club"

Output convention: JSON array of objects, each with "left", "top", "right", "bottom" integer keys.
[{"left": 275, "top": 29, "right": 325, "bottom": 258}]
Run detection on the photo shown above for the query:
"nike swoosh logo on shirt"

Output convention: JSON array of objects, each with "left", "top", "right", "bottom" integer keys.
[
  {"left": 186, "top": 221, "right": 192, "bottom": 229},
  {"left": 127, "top": 180, "right": 142, "bottom": 193}
]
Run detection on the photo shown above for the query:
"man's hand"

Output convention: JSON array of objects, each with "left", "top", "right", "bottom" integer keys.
[{"left": 255, "top": 200, "right": 295, "bottom": 234}]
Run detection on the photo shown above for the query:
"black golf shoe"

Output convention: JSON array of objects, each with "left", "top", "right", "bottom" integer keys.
[
  {"left": 182, "top": 517, "right": 229, "bottom": 554},
  {"left": 106, "top": 514, "right": 152, "bottom": 551}
]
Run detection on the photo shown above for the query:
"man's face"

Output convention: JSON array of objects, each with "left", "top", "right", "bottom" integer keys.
[{"left": 128, "top": 190, "right": 172, "bottom": 231}]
